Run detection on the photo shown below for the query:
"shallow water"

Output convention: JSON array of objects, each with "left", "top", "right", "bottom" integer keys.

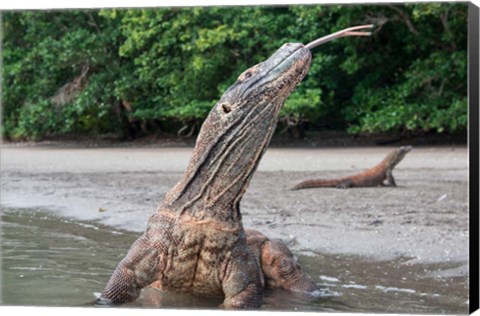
[{"left": 0, "top": 208, "right": 468, "bottom": 313}]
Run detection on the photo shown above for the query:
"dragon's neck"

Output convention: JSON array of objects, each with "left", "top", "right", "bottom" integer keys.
[{"left": 163, "top": 99, "right": 282, "bottom": 223}]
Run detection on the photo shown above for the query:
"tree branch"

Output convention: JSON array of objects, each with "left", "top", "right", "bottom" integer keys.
[
  {"left": 387, "top": 5, "right": 420, "bottom": 36},
  {"left": 440, "top": 7, "right": 457, "bottom": 51},
  {"left": 86, "top": 11, "right": 101, "bottom": 35},
  {"left": 365, "top": 13, "right": 388, "bottom": 34}
]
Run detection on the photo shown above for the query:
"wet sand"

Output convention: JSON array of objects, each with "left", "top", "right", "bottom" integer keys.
[{"left": 1, "top": 144, "right": 469, "bottom": 272}]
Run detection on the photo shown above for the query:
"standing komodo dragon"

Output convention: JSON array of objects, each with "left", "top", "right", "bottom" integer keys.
[
  {"left": 98, "top": 25, "right": 374, "bottom": 309},
  {"left": 291, "top": 146, "right": 412, "bottom": 190}
]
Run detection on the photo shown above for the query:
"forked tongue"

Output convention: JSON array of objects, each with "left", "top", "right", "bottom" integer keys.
[{"left": 305, "top": 24, "right": 374, "bottom": 50}]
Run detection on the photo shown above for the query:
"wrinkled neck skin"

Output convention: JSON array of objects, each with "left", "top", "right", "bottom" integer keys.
[{"left": 162, "top": 43, "right": 311, "bottom": 224}]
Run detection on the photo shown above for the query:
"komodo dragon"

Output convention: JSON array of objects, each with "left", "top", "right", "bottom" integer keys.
[
  {"left": 291, "top": 146, "right": 412, "bottom": 190},
  {"left": 97, "top": 25, "right": 374, "bottom": 309}
]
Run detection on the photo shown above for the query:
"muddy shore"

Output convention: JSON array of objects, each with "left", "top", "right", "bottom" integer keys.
[{"left": 1, "top": 144, "right": 468, "bottom": 271}]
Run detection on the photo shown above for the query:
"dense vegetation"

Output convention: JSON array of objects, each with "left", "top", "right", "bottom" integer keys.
[{"left": 2, "top": 4, "right": 468, "bottom": 140}]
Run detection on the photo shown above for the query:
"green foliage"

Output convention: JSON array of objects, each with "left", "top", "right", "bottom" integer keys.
[
  {"left": 2, "top": 4, "right": 468, "bottom": 140},
  {"left": 2, "top": 10, "right": 125, "bottom": 139},
  {"left": 282, "top": 88, "right": 323, "bottom": 120},
  {"left": 340, "top": 3, "right": 467, "bottom": 134}
]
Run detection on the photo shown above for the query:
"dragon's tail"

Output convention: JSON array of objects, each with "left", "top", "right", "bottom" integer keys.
[{"left": 290, "top": 178, "right": 342, "bottom": 190}]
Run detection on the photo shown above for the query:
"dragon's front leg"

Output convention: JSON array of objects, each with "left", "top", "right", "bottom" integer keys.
[{"left": 99, "top": 233, "right": 166, "bottom": 304}]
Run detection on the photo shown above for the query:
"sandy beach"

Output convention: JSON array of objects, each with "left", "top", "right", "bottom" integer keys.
[{"left": 1, "top": 144, "right": 469, "bottom": 270}]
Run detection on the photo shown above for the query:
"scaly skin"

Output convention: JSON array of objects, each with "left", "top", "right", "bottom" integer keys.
[
  {"left": 98, "top": 43, "right": 317, "bottom": 308},
  {"left": 291, "top": 146, "right": 412, "bottom": 190}
]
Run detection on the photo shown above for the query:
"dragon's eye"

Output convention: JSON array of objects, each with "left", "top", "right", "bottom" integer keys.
[{"left": 239, "top": 70, "right": 253, "bottom": 81}]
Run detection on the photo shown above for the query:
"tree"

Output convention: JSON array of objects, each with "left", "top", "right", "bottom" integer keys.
[{"left": 1, "top": 3, "right": 468, "bottom": 140}]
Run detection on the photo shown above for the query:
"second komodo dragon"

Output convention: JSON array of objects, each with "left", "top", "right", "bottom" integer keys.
[
  {"left": 97, "top": 25, "right": 374, "bottom": 309},
  {"left": 291, "top": 146, "right": 412, "bottom": 190}
]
